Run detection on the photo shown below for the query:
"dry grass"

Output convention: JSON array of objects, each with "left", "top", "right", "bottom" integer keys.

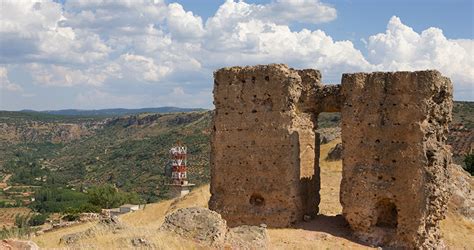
[
  {"left": 32, "top": 138, "right": 474, "bottom": 249},
  {"left": 0, "top": 207, "right": 31, "bottom": 228},
  {"left": 441, "top": 211, "right": 474, "bottom": 249},
  {"left": 33, "top": 185, "right": 211, "bottom": 249},
  {"left": 319, "top": 139, "right": 343, "bottom": 216}
]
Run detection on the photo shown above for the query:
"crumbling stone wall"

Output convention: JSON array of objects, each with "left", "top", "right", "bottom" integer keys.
[
  {"left": 209, "top": 64, "right": 453, "bottom": 248},
  {"left": 209, "top": 64, "right": 322, "bottom": 227},
  {"left": 340, "top": 71, "right": 453, "bottom": 248}
]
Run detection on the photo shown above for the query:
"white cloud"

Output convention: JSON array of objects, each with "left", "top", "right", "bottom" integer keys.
[
  {"left": 27, "top": 63, "right": 110, "bottom": 87},
  {"left": 367, "top": 16, "right": 474, "bottom": 88},
  {"left": 265, "top": 0, "right": 337, "bottom": 24},
  {"left": 0, "top": 67, "right": 22, "bottom": 92},
  {"left": 0, "top": 1, "right": 472, "bottom": 109},
  {"left": 167, "top": 3, "right": 204, "bottom": 40},
  {"left": 119, "top": 54, "right": 171, "bottom": 82},
  {"left": 0, "top": 0, "right": 110, "bottom": 64},
  {"left": 203, "top": 15, "right": 372, "bottom": 81},
  {"left": 206, "top": 0, "right": 336, "bottom": 29}
]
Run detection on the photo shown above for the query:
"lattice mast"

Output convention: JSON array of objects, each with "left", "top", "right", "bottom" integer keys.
[{"left": 169, "top": 143, "right": 188, "bottom": 185}]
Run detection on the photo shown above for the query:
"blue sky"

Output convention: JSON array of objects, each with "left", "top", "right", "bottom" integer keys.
[{"left": 0, "top": 0, "right": 473, "bottom": 110}]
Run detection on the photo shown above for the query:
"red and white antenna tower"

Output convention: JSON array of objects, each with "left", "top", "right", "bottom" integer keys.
[
  {"left": 167, "top": 141, "right": 194, "bottom": 197},
  {"left": 170, "top": 143, "right": 188, "bottom": 185}
]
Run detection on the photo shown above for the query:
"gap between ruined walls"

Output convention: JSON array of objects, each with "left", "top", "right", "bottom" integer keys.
[{"left": 209, "top": 64, "right": 453, "bottom": 249}]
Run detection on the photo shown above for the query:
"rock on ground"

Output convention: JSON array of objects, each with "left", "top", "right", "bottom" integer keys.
[
  {"left": 60, "top": 215, "right": 125, "bottom": 245},
  {"left": 160, "top": 207, "right": 269, "bottom": 248},
  {"left": 317, "top": 127, "right": 341, "bottom": 144},
  {"left": 0, "top": 239, "right": 39, "bottom": 250},
  {"left": 224, "top": 225, "right": 269, "bottom": 249},
  {"left": 160, "top": 207, "right": 227, "bottom": 247},
  {"left": 449, "top": 164, "right": 474, "bottom": 220},
  {"left": 326, "top": 143, "right": 343, "bottom": 161},
  {"left": 131, "top": 237, "right": 153, "bottom": 248}
]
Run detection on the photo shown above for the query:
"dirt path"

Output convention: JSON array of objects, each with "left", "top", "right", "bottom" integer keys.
[{"left": 0, "top": 174, "right": 12, "bottom": 189}]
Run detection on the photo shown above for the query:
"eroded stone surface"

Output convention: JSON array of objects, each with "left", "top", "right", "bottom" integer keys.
[
  {"left": 160, "top": 207, "right": 269, "bottom": 248},
  {"left": 210, "top": 64, "right": 453, "bottom": 248},
  {"left": 224, "top": 225, "right": 269, "bottom": 249},
  {"left": 326, "top": 143, "right": 343, "bottom": 161},
  {"left": 449, "top": 164, "right": 474, "bottom": 220},
  {"left": 340, "top": 71, "right": 453, "bottom": 248},
  {"left": 160, "top": 207, "right": 227, "bottom": 247},
  {"left": 209, "top": 64, "right": 321, "bottom": 227}
]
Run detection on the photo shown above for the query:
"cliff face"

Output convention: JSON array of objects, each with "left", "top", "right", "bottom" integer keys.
[
  {"left": 0, "top": 121, "right": 103, "bottom": 143},
  {"left": 0, "top": 112, "right": 186, "bottom": 144}
]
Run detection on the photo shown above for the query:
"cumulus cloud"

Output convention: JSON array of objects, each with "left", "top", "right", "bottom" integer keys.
[
  {"left": 119, "top": 54, "right": 171, "bottom": 82},
  {"left": 206, "top": 0, "right": 336, "bottom": 29},
  {"left": 0, "top": 1, "right": 472, "bottom": 109},
  {"left": 0, "top": 67, "right": 22, "bottom": 92},
  {"left": 26, "top": 63, "right": 112, "bottom": 87},
  {"left": 167, "top": 3, "right": 205, "bottom": 40},
  {"left": 367, "top": 16, "right": 474, "bottom": 88},
  {"left": 0, "top": 0, "right": 110, "bottom": 64}
]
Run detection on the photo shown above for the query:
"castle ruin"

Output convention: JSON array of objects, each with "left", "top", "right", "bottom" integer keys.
[{"left": 209, "top": 64, "right": 453, "bottom": 248}]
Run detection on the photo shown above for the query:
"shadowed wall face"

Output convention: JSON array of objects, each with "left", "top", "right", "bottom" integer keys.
[
  {"left": 209, "top": 64, "right": 321, "bottom": 227},
  {"left": 340, "top": 71, "right": 453, "bottom": 248}
]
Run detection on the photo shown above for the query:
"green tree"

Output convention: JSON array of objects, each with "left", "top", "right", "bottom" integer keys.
[{"left": 88, "top": 184, "right": 141, "bottom": 209}]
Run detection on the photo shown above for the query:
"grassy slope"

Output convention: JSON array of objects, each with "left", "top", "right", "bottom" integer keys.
[
  {"left": 452, "top": 101, "right": 474, "bottom": 128},
  {"left": 34, "top": 140, "right": 473, "bottom": 249}
]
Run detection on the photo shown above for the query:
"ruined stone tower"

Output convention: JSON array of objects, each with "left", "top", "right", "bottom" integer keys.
[
  {"left": 339, "top": 71, "right": 453, "bottom": 248},
  {"left": 209, "top": 65, "right": 321, "bottom": 227},
  {"left": 209, "top": 64, "right": 453, "bottom": 248}
]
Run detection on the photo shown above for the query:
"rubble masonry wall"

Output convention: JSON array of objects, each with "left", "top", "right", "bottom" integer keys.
[{"left": 209, "top": 65, "right": 453, "bottom": 248}]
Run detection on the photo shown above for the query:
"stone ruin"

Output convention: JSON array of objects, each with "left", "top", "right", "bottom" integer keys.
[{"left": 209, "top": 64, "right": 453, "bottom": 248}]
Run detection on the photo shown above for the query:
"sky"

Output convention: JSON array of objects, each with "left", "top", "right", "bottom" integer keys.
[{"left": 0, "top": 0, "right": 473, "bottom": 111}]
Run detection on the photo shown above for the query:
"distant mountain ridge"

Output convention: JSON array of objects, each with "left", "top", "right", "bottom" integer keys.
[{"left": 18, "top": 107, "right": 207, "bottom": 117}]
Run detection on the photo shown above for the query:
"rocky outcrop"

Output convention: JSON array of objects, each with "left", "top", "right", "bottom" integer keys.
[
  {"left": 326, "top": 143, "right": 343, "bottom": 161},
  {"left": 224, "top": 225, "right": 269, "bottom": 249},
  {"left": 160, "top": 207, "right": 228, "bottom": 247},
  {"left": 316, "top": 127, "right": 341, "bottom": 144},
  {"left": 449, "top": 164, "right": 474, "bottom": 220},
  {"left": 0, "top": 239, "right": 39, "bottom": 250},
  {"left": 60, "top": 215, "right": 125, "bottom": 245},
  {"left": 160, "top": 207, "right": 269, "bottom": 249},
  {"left": 0, "top": 121, "right": 103, "bottom": 144}
]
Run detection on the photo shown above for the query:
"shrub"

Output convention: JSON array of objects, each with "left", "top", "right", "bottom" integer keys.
[
  {"left": 29, "top": 213, "right": 48, "bottom": 226},
  {"left": 62, "top": 213, "right": 80, "bottom": 222},
  {"left": 88, "top": 184, "right": 142, "bottom": 209},
  {"left": 463, "top": 154, "right": 474, "bottom": 175}
]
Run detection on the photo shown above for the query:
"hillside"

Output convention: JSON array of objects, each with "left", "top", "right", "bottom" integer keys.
[
  {"left": 24, "top": 107, "right": 207, "bottom": 117},
  {"left": 31, "top": 140, "right": 474, "bottom": 249},
  {"left": 1, "top": 101, "right": 471, "bottom": 203},
  {"left": 0, "top": 111, "right": 212, "bottom": 203}
]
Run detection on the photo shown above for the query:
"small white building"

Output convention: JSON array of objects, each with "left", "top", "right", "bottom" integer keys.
[{"left": 119, "top": 204, "right": 140, "bottom": 213}]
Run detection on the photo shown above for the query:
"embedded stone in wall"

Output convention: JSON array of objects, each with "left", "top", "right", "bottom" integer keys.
[
  {"left": 209, "top": 64, "right": 322, "bottom": 227},
  {"left": 339, "top": 70, "right": 453, "bottom": 248}
]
